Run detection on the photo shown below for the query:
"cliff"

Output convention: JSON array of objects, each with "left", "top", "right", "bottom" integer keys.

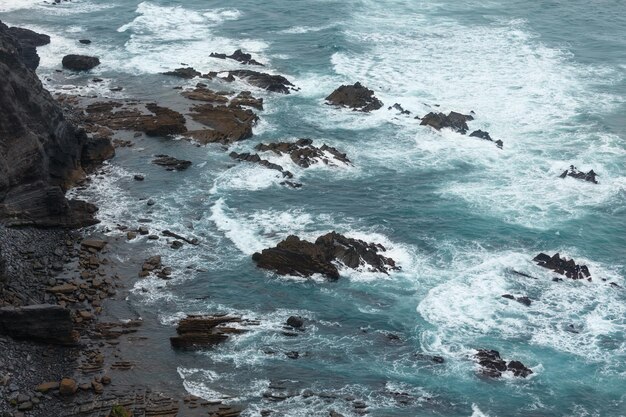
[{"left": 0, "top": 21, "right": 110, "bottom": 228}]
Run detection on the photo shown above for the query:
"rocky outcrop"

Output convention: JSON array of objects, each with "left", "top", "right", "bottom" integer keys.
[
  {"left": 533, "top": 253, "right": 591, "bottom": 280},
  {"left": 62, "top": 54, "right": 100, "bottom": 71},
  {"left": 475, "top": 349, "right": 533, "bottom": 378},
  {"left": 7, "top": 26, "right": 50, "bottom": 70},
  {"left": 210, "top": 49, "right": 264, "bottom": 66},
  {"left": 255, "top": 138, "right": 351, "bottom": 168},
  {"left": 419, "top": 111, "right": 472, "bottom": 134},
  {"left": 0, "top": 304, "right": 77, "bottom": 345},
  {"left": 162, "top": 67, "right": 200, "bottom": 79},
  {"left": 229, "top": 152, "right": 294, "bottom": 178},
  {"left": 152, "top": 155, "right": 192, "bottom": 171},
  {"left": 0, "top": 23, "right": 108, "bottom": 228},
  {"left": 501, "top": 294, "right": 531, "bottom": 306},
  {"left": 170, "top": 315, "right": 248, "bottom": 350},
  {"left": 326, "top": 82, "right": 383, "bottom": 112},
  {"left": 210, "top": 70, "right": 296, "bottom": 94},
  {"left": 559, "top": 165, "right": 598, "bottom": 184},
  {"left": 185, "top": 103, "right": 257, "bottom": 144},
  {"left": 469, "top": 129, "right": 503, "bottom": 148},
  {"left": 252, "top": 232, "right": 399, "bottom": 280}
]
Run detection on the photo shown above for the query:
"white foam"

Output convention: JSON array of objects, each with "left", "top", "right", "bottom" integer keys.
[
  {"left": 470, "top": 404, "right": 491, "bottom": 417},
  {"left": 278, "top": 24, "right": 336, "bottom": 34},
  {"left": 0, "top": 0, "right": 112, "bottom": 13}
]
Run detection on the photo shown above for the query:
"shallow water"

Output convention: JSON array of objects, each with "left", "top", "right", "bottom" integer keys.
[{"left": 2, "top": 0, "right": 626, "bottom": 415}]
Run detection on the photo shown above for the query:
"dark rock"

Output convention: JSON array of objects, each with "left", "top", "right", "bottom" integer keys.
[
  {"left": 210, "top": 49, "right": 264, "bottom": 66},
  {"left": 79, "top": 39, "right": 91, "bottom": 44},
  {"left": 184, "top": 104, "right": 258, "bottom": 144},
  {"left": 228, "top": 70, "right": 295, "bottom": 94},
  {"left": 62, "top": 54, "right": 100, "bottom": 71},
  {"left": 229, "top": 152, "right": 293, "bottom": 178},
  {"left": 170, "top": 315, "right": 246, "bottom": 350},
  {"left": 501, "top": 294, "right": 515, "bottom": 300},
  {"left": 84, "top": 102, "right": 187, "bottom": 137},
  {"left": 81, "top": 137, "right": 115, "bottom": 173},
  {"left": 182, "top": 87, "right": 229, "bottom": 103},
  {"left": 162, "top": 230, "right": 198, "bottom": 245},
  {"left": 255, "top": 138, "right": 351, "bottom": 168},
  {"left": 7, "top": 26, "right": 50, "bottom": 70},
  {"left": 252, "top": 232, "right": 399, "bottom": 280},
  {"left": 162, "top": 67, "right": 201, "bottom": 79},
  {"left": 388, "top": 103, "right": 411, "bottom": 115},
  {"left": 559, "top": 165, "right": 598, "bottom": 184},
  {"left": 134, "top": 175, "right": 144, "bottom": 181},
  {"left": 533, "top": 252, "right": 591, "bottom": 280},
  {"left": 152, "top": 156, "right": 192, "bottom": 171},
  {"left": 475, "top": 349, "right": 532, "bottom": 378},
  {"left": 419, "top": 111, "right": 472, "bottom": 134},
  {"left": 286, "top": 316, "right": 304, "bottom": 328},
  {"left": 469, "top": 130, "right": 503, "bottom": 148},
  {"left": 516, "top": 296, "right": 532, "bottom": 306},
  {"left": 285, "top": 351, "right": 299, "bottom": 359},
  {"left": 325, "top": 82, "right": 383, "bottom": 112},
  {"left": 0, "top": 304, "right": 77, "bottom": 345},
  {"left": 230, "top": 91, "right": 264, "bottom": 110}
]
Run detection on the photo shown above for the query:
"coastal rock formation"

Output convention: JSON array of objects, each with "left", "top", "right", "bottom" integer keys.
[
  {"left": 170, "top": 315, "right": 247, "bottom": 350},
  {"left": 210, "top": 49, "right": 264, "bottom": 66},
  {"left": 162, "top": 67, "right": 201, "bottom": 79},
  {"left": 0, "top": 304, "right": 77, "bottom": 345},
  {"left": 229, "top": 152, "right": 294, "bottom": 178},
  {"left": 0, "top": 23, "right": 107, "bottom": 228},
  {"left": 252, "top": 232, "right": 399, "bottom": 280},
  {"left": 533, "top": 253, "right": 591, "bottom": 280},
  {"left": 326, "top": 82, "right": 383, "bottom": 112},
  {"left": 206, "top": 69, "right": 296, "bottom": 94},
  {"left": 475, "top": 349, "right": 533, "bottom": 378},
  {"left": 185, "top": 103, "right": 257, "bottom": 144},
  {"left": 255, "top": 138, "right": 351, "bottom": 168},
  {"left": 181, "top": 85, "right": 264, "bottom": 110},
  {"left": 419, "top": 111, "right": 473, "bottom": 134},
  {"left": 470, "top": 129, "right": 503, "bottom": 148},
  {"left": 62, "top": 54, "right": 100, "bottom": 71},
  {"left": 152, "top": 155, "right": 192, "bottom": 171},
  {"left": 559, "top": 165, "right": 598, "bottom": 184},
  {"left": 501, "top": 294, "right": 532, "bottom": 306},
  {"left": 7, "top": 26, "right": 50, "bottom": 70}
]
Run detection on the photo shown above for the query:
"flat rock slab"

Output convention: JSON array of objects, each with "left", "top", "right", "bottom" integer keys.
[{"left": 0, "top": 304, "right": 77, "bottom": 345}]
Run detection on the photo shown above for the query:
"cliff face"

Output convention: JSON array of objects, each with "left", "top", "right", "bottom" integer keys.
[{"left": 0, "top": 21, "right": 106, "bottom": 228}]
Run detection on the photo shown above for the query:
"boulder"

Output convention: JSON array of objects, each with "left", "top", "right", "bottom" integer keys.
[
  {"left": 286, "top": 316, "right": 304, "bottom": 328},
  {"left": 325, "top": 82, "right": 383, "bottom": 112},
  {"left": 559, "top": 165, "right": 598, "bottom": 184},
  {"left": 533, "top": 252, "right": 591, "bottom": 280},
  {"left": 419, "top": 111, "right": 473, "bottom": 134},
  {"left": 170, "top": 315, "right": 246, "bottom": 350},
  {"left": 62, "top": 54, "right": 100, "bottom": 71},
  {"left": 59, "top": 378, "right": 78, "bottom": 396},
  {"left": 162, "top": 67, "right": 201, "bottom": 79},
  {"left": 0, "top": 305, "right": 77, "bottom": 345},
  {"left": 252, "top": 232, "right": 399, "bottom": 280},
  {"left": 152, "top": 155, "right": 192, "bottom": 171},
  {"left": 475, "top": 349, "right": 532, "bottom": 378}
]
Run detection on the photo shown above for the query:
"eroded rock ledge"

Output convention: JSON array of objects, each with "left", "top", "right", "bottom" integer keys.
[
  {"left": 533, "top": 253, "right": 591, "bottom": 280},
  {"left": 252, "top": 232, "right": 399, "bottom": 280},
  {"left": 326, "top": 82, "right": 383, "bottom": 112}
]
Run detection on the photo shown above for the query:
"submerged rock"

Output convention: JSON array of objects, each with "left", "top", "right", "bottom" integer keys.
[
  {"left": 255, "top": 138, "right": 351, "bottom": 168},
  {"left": 533, "top": 253, "right": 591, "bottom": 280},
  {"left": 252, "top": 232, "right": 399, "bottom": 280},
  {"left": 325, "top": 82, "right": 383, "bottom": 112},
  {"left": 475, "top": 349, "right": 532, "bottom": 378},
  {"left": 559, "top": 165, "right": 598, "bottom": 184},
  {"left": 62, "top": 54, "right": 100, "bottom": 71}
]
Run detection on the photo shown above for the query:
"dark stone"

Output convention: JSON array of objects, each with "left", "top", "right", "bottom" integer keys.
[
  {"left": 325, "top": 82, "right": 383, "bottom": 112},
  {"left": 533, "top": 252, "right": 591, "bottom": 280},
  {"left": 62, "top": 54, "right": 100, "bottom": 71},
  {"left": 78, "top": 39, "right": 91, "bottom": 44},
  {"left": 507, "top": 360, "right": 533, "bottom": 378},
  {"left": 227, "top": 70, "right": 295, "bottom": 94},
  {"left": 475, "top": 349, "right": 532, "bottom": 378},
  {"left": 184, "top": 104, "right": 257, "bottom": 144},
  {"left": 152, "top": 156, "right": 192, "bottom": 171},
  {"left": 170, "top": 315, "right": 245, "bottom": 350},
  {"left": 210, "top": 49, "right": 264, "bottom": 66},
  {"left": 0, "top": 304, "right": 77, "bottom": 345},
  {"left": 286, "top": 316, "right": 304, "bottom": 328},
  {"left": 229, "top": 152, "right": 292, "bottom": 178},
  {"left": 559, "top": 165, "right": 598, "bottom": 184},
  {"left": 162, "top": 67, "right": 201, "bottom": 79},
  {"left": 255, "top": 139, "right": 351, "bottom": 168},
  {"left": 419, "top": 111, "right": 472, "bottom": 134},
  {"left": 285, "top": 351, "right": 299, "bottom": 359},
  {"left": 252, "top": 232, "right": 399, "bottom": 280},
  {"left": 134, "top": 175, "right": 145, "bottom": 181},
  {"left": 469, "top": 129, "right": 503, "bottom": 148},
  {"left": 388, "top": 103, "right": 411, "bottom": 115},
  {"left": 7, "top": 26, "right": 50, "bottom": 70}
]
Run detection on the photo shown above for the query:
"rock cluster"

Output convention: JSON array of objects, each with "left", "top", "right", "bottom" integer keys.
[
  {"left": 139, "top": 256, "right": 172, "bottom": 279},
  {"left": 229, "top": 152, "right": 294, "bottom": 178},
  {"left": 326, "top": 82, "right": 383, "bottom": 112},
  {"left": 501, "top": 294, "right": 532, "bottom": 306},
  {"left": 255, "top": 139, "right": 351, "bottom": 168},
  {"left": 419, "top": 111, "right": 503, "bottom": 148},
  {"left": 170, "top": 315, "right": 249, "bottom": 350},
  {"left": 210, "top": 49, "right": 264, "bottom": 66},
  {"left": 533, "top": 253, "right": 591, "bottom": 280},
  {"left": 475, "top": 349, "right": 533, "bottom": 378},
  {"left": 252, "top": 232, "right": 399, "bottom": 280},
  {"left": 559, "top": 165, "right": 598, "bottom": 184}
]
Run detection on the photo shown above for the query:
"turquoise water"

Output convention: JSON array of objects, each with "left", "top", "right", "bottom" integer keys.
[{"left": 2, "top": 0, "right": 626, "bottom": 415}]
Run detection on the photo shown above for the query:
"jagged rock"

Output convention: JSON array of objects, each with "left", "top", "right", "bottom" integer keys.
[
  {"left": 388, "top": 103, "right": 411, "bottom": 115},
  {"left": 255, "top": 138, "right": 351, "bottom": 168},
  {"left": 326, "top": 82, "right": 383, "bottom": 112},
  {"left": 252, "top": 232, "right": 399, "bottom": 280},
  {"left": 229, "top": 152, "right": 293, "bottom": 178},
  {"left": 81, "top": 137, "right": 116, "bottom": 173},
  {"left": 62, "top": 54, "right": 100, "bottom": 71},
  {"left": 152, "top": 155, "right": 192, "bottom": 171},
  {"left": 182, "top": 86, "right": 229, "bottom": 103},
  {"left": 0, "top": 23, "right": 105, "bottom": 228},
  {"left": 162, "top": 230, "right": 198, "bottom": 245},
  {"left": 170, "top": 315, "right": 246, "bottom": 349},
  {"left": 559, "top": 165, "right": 598, "bottom": 184},
  {"left": 475, "top": 349, "right": 532, "bottom": 378},
  {"left": 226, "top": 70, "right": 295, "bottom": 94},
  {"left": 185, "top": 104, "right": 258, "bottom": 144},
  {"left": 230, "top": 91, "right": 264, "bottom": 110},
  {"left": 0, "top": 305, "right": 77, "bottom": 345},
  {"left": 470, "top": 129, "right": 503, "bottom": 148},
  {"left": 210, "top": 49, "right": 264, "bottom": 66},
  {"left": 162, "top": 67, "right": 200, "bottom": 79},
  {"left": 7, "top": 26, "right": 50, "bottom": 70},
  {"left": 533, "top": 253, "right": 591, "bottom": 280},
  {"left": 419, "top": 111, "right": 473, "bottom": 134}
]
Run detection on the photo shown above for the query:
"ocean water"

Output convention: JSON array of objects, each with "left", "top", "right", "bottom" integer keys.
[{"left": 2, "top": 0, "right": 626, "bottom": 415}]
